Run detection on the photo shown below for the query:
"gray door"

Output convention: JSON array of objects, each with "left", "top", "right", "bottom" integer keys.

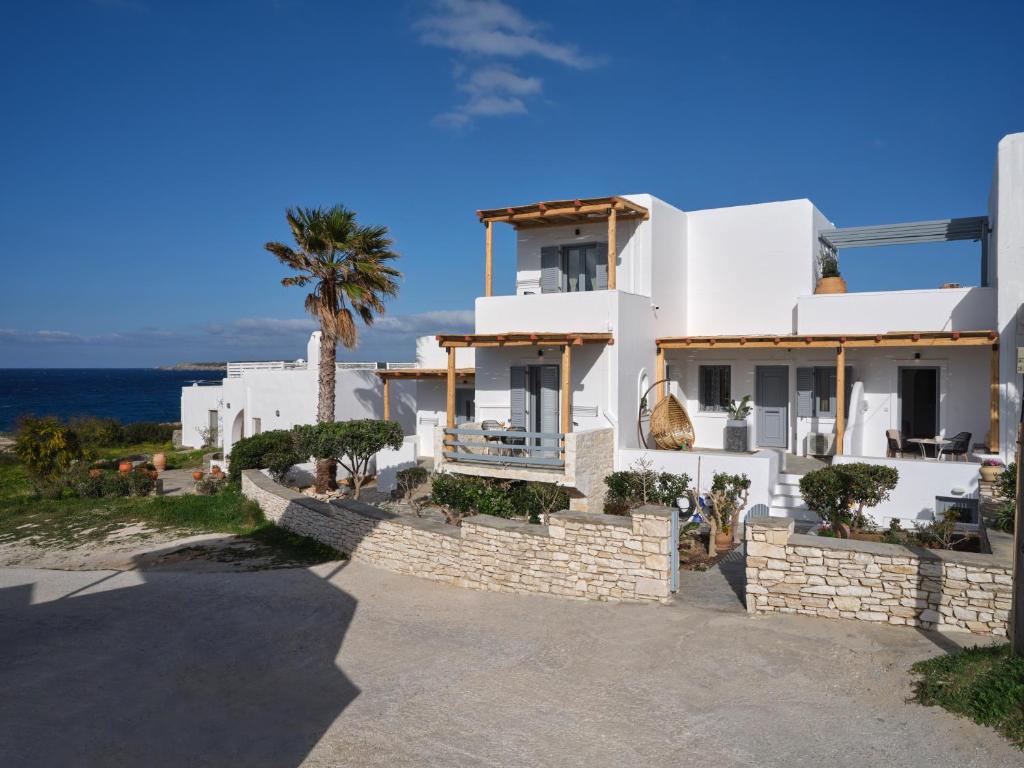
[{"left": 756, "top": 366, "right": 789, "bottom": 449}]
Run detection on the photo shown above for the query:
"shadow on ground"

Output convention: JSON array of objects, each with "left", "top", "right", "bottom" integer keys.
[{"left": 0, "top": 551, "right": 357, "bottom": 767}]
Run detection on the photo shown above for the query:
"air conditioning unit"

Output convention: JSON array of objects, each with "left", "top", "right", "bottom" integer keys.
[{"left": 806, "top": 432, "right": 835, "bottom": 456}]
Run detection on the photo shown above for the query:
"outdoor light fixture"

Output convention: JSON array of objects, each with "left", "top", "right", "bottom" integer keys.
[{"left": 275, "top": 410, "right": 280, "bottom": 417}]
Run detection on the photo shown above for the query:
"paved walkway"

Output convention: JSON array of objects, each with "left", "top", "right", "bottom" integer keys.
[
  {"left": 678, "top": 547, "right": 747, "bottom": 613},
  {"left": 158, "top": 468, "right": 200, "bottom": 496},
  {"left": 0, "top": 560, "right": 1015, "bottom": 767}
]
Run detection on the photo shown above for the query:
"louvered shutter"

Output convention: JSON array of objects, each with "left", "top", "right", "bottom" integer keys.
[
  {"left": 593, "top": 242, "right": 608, "bottom": 290},
  {"left": 510, "top": 367, "right": 526, "bottom": 428},
  {"left": 540, "top": 246, "right": 561, "bottom": 293},
  {"left": 540, "top": 365, "right": 560, "bottom": 451},
  {"left": 796, "top": 367, "right": 814, "bottom": 418}
]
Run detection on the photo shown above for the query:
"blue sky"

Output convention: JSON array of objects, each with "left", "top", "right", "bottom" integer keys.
[{"left": 0, "top": 0, "right": 1021, "bottom": 367}]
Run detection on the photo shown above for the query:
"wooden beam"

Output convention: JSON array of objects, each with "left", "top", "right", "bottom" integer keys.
[
  {"left": 607, "top": 206, "right": 617, "bottom": 290},
  {"left": 835, "top": 346, "right": 846, "bottom": 456},
  {"left": 655, "top": 332, "right": 997, "bottom": 350},
  {"left": 382, "top": 376, "right": 390, "bottom": 422},
  {"left": 561, "top": 344, "right": 572, "bottom": 442},
  {"left": 484, "top": 220, "right": 493, "bottom": 298},
  {"left": 989, "top": 343, "right": 1000, "bottom": 452},
  {"left": 656, "top": 346, "right": 665, "bottom": 404},
  {"left": 446, "top": 347, "right": 456, "bottom": 435}
]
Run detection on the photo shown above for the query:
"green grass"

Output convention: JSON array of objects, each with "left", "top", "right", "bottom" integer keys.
[
  {"left": 0, "top": 454, "right": 342, "bottom": 565},
  {"left": 88, "top": 441, "right": 207, "bottom": 470},
  {"left": 912, "top": 644, "right": 1024, "bottom": 748}
]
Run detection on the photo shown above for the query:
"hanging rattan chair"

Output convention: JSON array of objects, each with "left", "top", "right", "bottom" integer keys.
[{"left": 649, "top": 393, "right": 695, "bottom": 450}]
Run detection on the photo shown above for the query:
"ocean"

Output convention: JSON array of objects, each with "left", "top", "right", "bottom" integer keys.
[{"left": 0, "top": 369, "right": 224, "bottom": 433}]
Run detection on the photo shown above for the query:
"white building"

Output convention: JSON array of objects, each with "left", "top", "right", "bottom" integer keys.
[{"left": 431, "top": 132, "right": 1024, "bottom": 524}]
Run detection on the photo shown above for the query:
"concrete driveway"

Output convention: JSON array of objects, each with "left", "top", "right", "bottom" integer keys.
[{"left": 0, "top": 559, "right": 1018, "bottom": 767}]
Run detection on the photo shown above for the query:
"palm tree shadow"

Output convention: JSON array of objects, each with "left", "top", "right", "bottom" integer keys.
[{"left": 0, "top": 552, "right": 360, "bottom": 768}]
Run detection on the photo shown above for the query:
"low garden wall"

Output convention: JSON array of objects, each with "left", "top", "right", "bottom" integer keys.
[
  {"left": 745, "top": 518, "right": 1011, "bottom": 636},
  {"left": 242, "top": 469, "right": 676, "bottom": 603}
]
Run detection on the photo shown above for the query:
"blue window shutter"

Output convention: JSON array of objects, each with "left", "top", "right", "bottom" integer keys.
[
  {"left": 593, "top": 242, "right": 608, "bottom": 290},
  {"left": 540, "top": 246, "right": 561, "bottom": 293},
  {"left": 796, "top": 368, "right": 814, "bottom": 418},
  {"left": 510, "top": 367, "right": 526, "bottom": 428},
  {"left": 540, "top": 365, "right": 560, "bottom": 449}
]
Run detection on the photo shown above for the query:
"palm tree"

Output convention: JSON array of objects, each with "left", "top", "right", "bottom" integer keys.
[{"left": 266, "top": 205, "right": 401, "bottom": 492}]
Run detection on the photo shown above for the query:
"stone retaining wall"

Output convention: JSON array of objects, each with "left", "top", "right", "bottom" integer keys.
[
  {"left": 242, "top": 470, "right": 675, "bottom": 602},
  {"left": 745, "top": 518, "right": 1011, "bottom": 636}
]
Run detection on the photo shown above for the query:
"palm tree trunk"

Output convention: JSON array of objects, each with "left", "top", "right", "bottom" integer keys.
[{"left": 315, "top": 330, "right": 337, "bottom": 493}]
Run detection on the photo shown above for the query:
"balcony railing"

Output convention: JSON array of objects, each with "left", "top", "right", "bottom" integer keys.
[
  {"left": 442, "top": 427, "right": 565, "bottom": 468},
  {"left": 226, "top": 360, "right": 307, "bottom": 377}
]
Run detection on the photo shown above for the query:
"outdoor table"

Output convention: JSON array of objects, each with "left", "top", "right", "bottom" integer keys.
[{"left": 906, "top": 437, "right": 951, "bottom": 460}]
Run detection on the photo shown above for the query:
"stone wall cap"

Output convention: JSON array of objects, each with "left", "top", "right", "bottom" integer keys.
[
  {"left": 630, "top": 504, "right": 674, "bottom": 519},
  {"left": 789, "top": 532, "right": 1010, "bottom": 569},
  {"left": 748, "top": 517, "right": 795, "bottom": 531},
  {"left": 463, "top": 515, "right": 551, "bottom": 537},
  {"left": 549, "top": 511, "right": 633, "bottom": 528}
]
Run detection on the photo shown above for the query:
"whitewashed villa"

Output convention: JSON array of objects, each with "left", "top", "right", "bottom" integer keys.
[{"left": 186, "top": 131, "right": 1024, "bottom": 527}]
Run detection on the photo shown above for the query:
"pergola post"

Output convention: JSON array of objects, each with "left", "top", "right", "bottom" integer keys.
[
  {"left": 835, "top": 345, "right": 846, "bottom": 455},
  {"left": 484, "top": 220, "right": 493, "bottom": 298},
  {"left": 561, "top": 344, "right": 572, "bottom": 457},
  {"left": 989, "top": 343, "right": 1000, "bottom": 452},
  {"left": 382, "top": 376, "right": 391, "bottom": 422},
  {"left": 607, "top": 206, "right": 617, "bottom": 290},
  {"left": 656, "top": 346, "right": 666, "bottom": 404},
  {"left": 446, "top": 346, "right": 456, "bottom": 438}
]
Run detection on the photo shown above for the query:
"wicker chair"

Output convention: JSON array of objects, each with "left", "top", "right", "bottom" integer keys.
[
  {"left": 885, "top": 429, "right": 907, "bottom": 458},
  {"left": 649, "top": 394, "right": 695, "bottom": 450},
  {"left": 942, "top": 431, "right": 971, "bottom": 462}
]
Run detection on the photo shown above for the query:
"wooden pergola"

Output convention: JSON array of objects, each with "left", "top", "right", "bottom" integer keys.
[
  {"left": 476, "top": 196, "right": 649, "bottom": 297},
  {"left": 436, "top": 332, "right": 614, "bottom": 448},
  {"left": 654, "top": 330, "right": 1000, "bottom": 454},
  {"left": 376, "top": 368, "right": 474, "bottom": 422}
]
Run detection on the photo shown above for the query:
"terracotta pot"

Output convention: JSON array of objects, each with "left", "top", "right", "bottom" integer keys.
[
  {"left": 152, "top": 452, "right": 167, "bottom": 472},
  {"left": 815, "top": 276, "right": 847, "bottom": 294},
  {"left": 210, "top": 466, "right": 223, "bottom": 478},
  {"left": 118, "top": 461, "right": 133, "bottom": 474},
  {"left": 980, "top": 465, "right": 1002, "bottom": 482},
  {"left": 714, "top": 532, "right": 733, "bottom": 549},
  {"left": 148, "top": 470, "right": 159, "bottom": 481},
  {"left": 192, "top": 470, "right": 204, "bottom": 482}
]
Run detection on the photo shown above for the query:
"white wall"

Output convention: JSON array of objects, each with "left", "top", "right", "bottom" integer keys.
[
  {"left": 831, "top": 455, "right": 980, "bottom": 526},
  {"left": 614, "top": 291, "right": 656, "bottom": 449},
  {"left": 797, "top": 287, "right": 997, "bottom": 335},
  {"left": 180, "top": 384, "right": 224, "bottom": 448},
  {"left": 618, "top": 448, "right": 779, "bottom": 520},
  {"left": 649, "top": 197, "right": 689, "bottom": 337},
  {"left": 991, "top": 132, "right": 1024, "bottom": 462},
  {"left": 475, "top": 291, "right": 616, "bottom": 334},
  {"left": 415, "top": 336, "right": 475, "bottom": 369},
  {"left": 376, "top": 436, "right": 419, "bottom": 493},
  {"left": 686, "top": 199, "right": 824, "bottom": 335}
]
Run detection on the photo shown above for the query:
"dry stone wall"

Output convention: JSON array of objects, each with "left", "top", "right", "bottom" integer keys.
[
  {"left": 242, "top": 470, "right": 675, "bottom": 603},
  {"left": 745, "top": 518, "right": 1010, "bottom": 636}
]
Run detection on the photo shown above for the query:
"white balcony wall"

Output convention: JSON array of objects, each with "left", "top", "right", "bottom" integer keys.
[
  {"left": 797, "top": 287, "right": 996, "bottom": 335},
  {"left": 686, "top": 199, "right": 826, "bottom": 335},
  {"left": 415, "top": 335, "right": 475, "bottom": 368},
  {"left": 180, "top": 384, "right": 224, "bottom": 448},
  {"left": 475, "top": 290, "right": 617, "bottom": 334}
]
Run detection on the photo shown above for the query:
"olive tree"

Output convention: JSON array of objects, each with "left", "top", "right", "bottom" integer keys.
[
  {"left": 296, "top": 419, "right": 403, "bottom": 499},
  {"left": 799, "top": 463, "right": 899, "bottom": 537}
]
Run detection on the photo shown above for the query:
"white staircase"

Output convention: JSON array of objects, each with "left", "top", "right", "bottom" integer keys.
[{"left": 769, "top": 473, "right": 818, "bottom": 522}]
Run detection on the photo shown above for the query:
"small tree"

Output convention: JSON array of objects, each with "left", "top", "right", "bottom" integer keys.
[
  {"left": 394, "top": 466, "right": 430, "bottom": 515},
  {"left": 526, "top": 481, "right": 570, "bottom": 525},
  {"left": 14, "top": 416, "right": 82, "bottom": 482},
  {"left": 799, "top": 463, "right": 899, "bottom": 537},
  {"left": 296, "top": 419, "right": 403, "bottom": 499},
  {"left": 604, "top": 455, "right": 690, "bottom": 513},
  {"left": 702, "top": 472, "right": 751, "bottom": 556}
]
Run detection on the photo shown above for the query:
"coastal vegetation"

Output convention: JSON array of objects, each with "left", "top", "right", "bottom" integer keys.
[{"left": 265, "top": 204, "right": 401, "bottom": 493}]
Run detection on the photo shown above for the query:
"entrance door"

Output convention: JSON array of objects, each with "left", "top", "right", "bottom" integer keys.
[
  {"left": 756, "top": 366, "right": 789, "bottom": 449},
  {"left": 899, "top": 367, "right": 939, "bottom": 439},
  {"left": 511, "top": 364, "right": 559, "bottom": 451}
]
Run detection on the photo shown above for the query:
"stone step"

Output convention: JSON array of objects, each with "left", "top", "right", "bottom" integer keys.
[
  {"left": 770, "top": 505, "right": 818, "bottom": 522},
  {"left": 770, "top": 496, "right": 807, "bottom": 510},
  {"left": 772, "top": 481, "right": 801, "bottom": 496},
  {"left": 776, "top": 472, "right": 804, "bottom": 485}
]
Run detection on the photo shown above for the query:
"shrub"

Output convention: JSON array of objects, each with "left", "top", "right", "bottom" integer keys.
[
  {"left": 799, "top": 463, "right": 899, "bottom": 535},
  {"left": 100, "top": 469, "right": 155, "bottom": 497},
  {"left": 69, "top": 416, "right": 125, "bottom": 448},
  {"left": 194, "top": 475, "right": 227, "bottom": 496},
  {"left": 393, "top": 466, "right": 430, "bottom": 514},
  {"left": 604, "top": 457, "right": 690, "bottom": 513},
  {"left": 294, "top": 419, "right": 404, "bottom": 499},
  {"left": 992, "top": 502, "right": 1014, "bottom": 534},
  {"left": 121, "top": 421, "right": 175, "bottom": 444},
  {"left": 228, "top": 430, "right": 303, "bottom": 484},
  {"left": 14, "top": 416, "right": 82, "bottom": 481},
  {"left": 996, "top": 462, "right": 1017, "bottom": 503},
  {"left": 429, "top": 474, "right": 566, "bottom": 525}
]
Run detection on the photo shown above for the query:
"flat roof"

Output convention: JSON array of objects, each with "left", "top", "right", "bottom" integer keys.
[
  {"left": 375, "top": 368, "right": 475, "bottom": 379},
  {"left": 476, "top": 196, "right": 648, "bottom": 229},
  {"left": 437, "top": 332, "right": 615, "bottom": 348}
]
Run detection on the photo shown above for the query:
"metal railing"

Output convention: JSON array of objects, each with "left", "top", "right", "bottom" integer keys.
[
  {"left": 442, "top": 427, "right": 565, "bottom": 468},
  {"left": 226, "top": 360, "right": 307, "bottom": 377}
]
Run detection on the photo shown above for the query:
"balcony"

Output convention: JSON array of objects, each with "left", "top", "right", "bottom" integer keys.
[
  {"left": 796, "top": 286, "right": 996, "bottom": 335},
  {"left": 475, "top": 290, "right": 616, "bottom": 335},
  {"left": 442, "top": 426, "right": 565, "bottom": 468}
]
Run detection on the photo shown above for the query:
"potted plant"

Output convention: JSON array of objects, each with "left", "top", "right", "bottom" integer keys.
[
  {"left": 725, "top": 395, "right": 752, "bottom": 451},
  {"left": 152, "top": 452, "right": 167, "bottom": 472},
  {"left": 814, "top": 250, "right": 847, "bottom": 294},
  {"left": 980, "top": 458, "right": 1004, "bottom": 483},
  {"left": 118, "top": 460, "right": 133, "bottom": 474},
  {"left": 191, "top": 469, "right": 204, "bottom": 482}
]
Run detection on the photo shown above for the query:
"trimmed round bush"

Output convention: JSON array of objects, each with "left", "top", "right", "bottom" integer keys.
[{"left": 228, "top": 430, "right": 303, "bottom": 484}]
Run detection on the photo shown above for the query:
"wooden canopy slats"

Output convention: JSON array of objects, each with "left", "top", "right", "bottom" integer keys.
[
  {"left": 375, "top": 368, "right": 474, "bottom": 380},
  {"left": 436, "top": 332, "right": 614, "bottom": 348},
  {"left": 656, "top": 330, "right": 997, "bottom": 350},
  {"left": 476, "top": 196, "right": 649, "bottom": 228}
]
